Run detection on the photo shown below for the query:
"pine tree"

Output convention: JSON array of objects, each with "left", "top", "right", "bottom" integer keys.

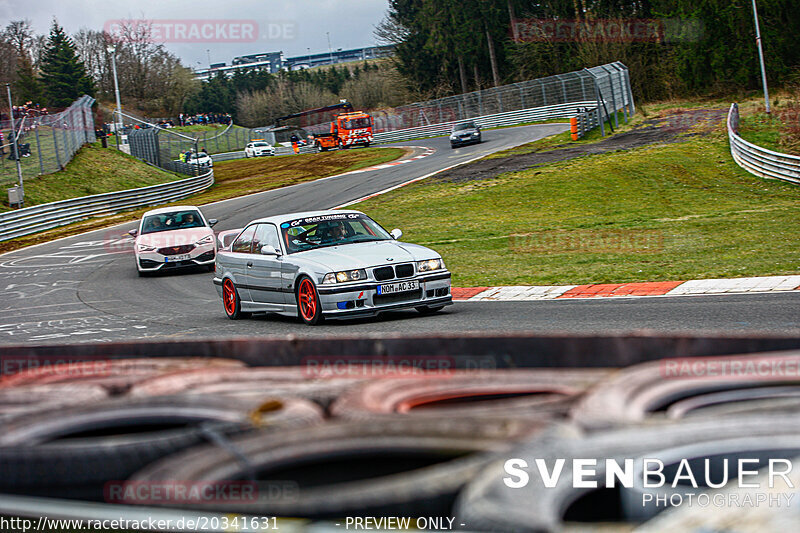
[
  {"left": 14, "top": 55, "right": 44, "bottom": 104},
  {"left": 39, "top": 20, "right": 94, "bottom": 107}
]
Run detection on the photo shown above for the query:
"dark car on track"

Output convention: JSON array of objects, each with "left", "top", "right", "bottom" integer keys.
[{"left": 449, "top": 121, "right": 482, "bottom": 148}]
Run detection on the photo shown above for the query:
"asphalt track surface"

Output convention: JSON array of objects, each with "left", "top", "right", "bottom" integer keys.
[{"left": 1, "top": 123, "right": 798, "bottom": 345}]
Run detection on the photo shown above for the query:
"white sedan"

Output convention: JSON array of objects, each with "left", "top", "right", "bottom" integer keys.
[
  {"left": 244, "top": 141, "right": 276, "bottom": 157},
  {"left": 129, "top": 206, "right": 218, "bottom": 276}
]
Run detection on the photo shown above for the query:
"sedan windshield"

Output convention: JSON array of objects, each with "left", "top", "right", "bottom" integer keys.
[
  {"left": 141, "top": 210, "right": 204, "bottom": 234},
  {"left": 453, "top": 122, "right": 476, "bottom": 131},
  {"left": 253, "top": 142, "right": 270, "bottom": 147},
  {"left": 281, "top": 214, "right": 392, "bottom": 253}
]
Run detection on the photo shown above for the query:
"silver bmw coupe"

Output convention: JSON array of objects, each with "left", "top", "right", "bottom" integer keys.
[{"left": 213, "top": 210, "right": 452, "bottom": 325}]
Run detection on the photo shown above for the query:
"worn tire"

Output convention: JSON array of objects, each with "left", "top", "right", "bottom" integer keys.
[
  {"left": 0, "top": 395, "right": 322, "bottom": 493},
  {"left": 570, "top": 350, "right": 800, "bottom": 430},
  {"left": 454, "top": 413, "right": 800, "bottom": 532},
  {"left": 126, "top": 416, "right": 546, "bottom": 518},
  {"left": 331, "top": 369, "right": 609, "bottom": 420},
  {"left": 0, "top": 384, "right": 108, "bottom": 421},
  {"left": 0, "top": 357, "right": 245, "bottom": 394}
]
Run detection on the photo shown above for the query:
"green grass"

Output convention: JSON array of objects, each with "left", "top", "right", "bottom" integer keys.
[
  {"left": 187, "top": 147, "right": 406, "bottom": 205},
  {"left": 484, "top": 111, "right": 635, "bottom": 159},
  {"left": 354, "top": 116, "right": 800, "bottom": 286},
  {"left": 737, "top": 112, "right": 797, "bottom": 154},
  {"left": 0, "top": 141, "right": 183, "bottom": 212}
]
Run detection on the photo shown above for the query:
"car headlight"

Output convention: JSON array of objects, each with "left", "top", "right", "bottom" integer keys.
[
  {"left": 322, "top": 269, "right": 367, "bottom": 284},
  {"left": 137, "top": 243, "right": 157, "bottom": 252},
  {"left": 473, "top": 132, "right": 480, "bottom": 136},
  {"left": 450, "top": 135, "right": 457, "bottom": 140},
  {"left": 417, "top": 258, "right": 445, "bottom": 272},
  {"left": 195, "top": 235, "right": 214, "bottom": 246}
]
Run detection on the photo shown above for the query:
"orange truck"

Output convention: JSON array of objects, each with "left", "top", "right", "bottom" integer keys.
[{"left": 275, "top": 102, "right": 373, "bottom": 152}]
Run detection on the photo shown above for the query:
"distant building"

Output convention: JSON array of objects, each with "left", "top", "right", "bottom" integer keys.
[{"left": 193, "top": 45, "right": 394, "bottom": 80}]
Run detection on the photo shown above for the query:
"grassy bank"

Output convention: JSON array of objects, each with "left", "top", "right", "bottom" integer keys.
[
  {"left": 354, "top": 107, "right": 799, "bottom": 286},
  {"left": 187, "top": 147, "right": 405, "bottom": 205},
  {"left": 0, "top": 141, "right": 182, "bottom": 212}
]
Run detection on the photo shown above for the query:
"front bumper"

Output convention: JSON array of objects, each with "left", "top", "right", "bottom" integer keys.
[
  {"left": 317, "top": 272, "right": 452, "bottom": 319},
  {"left": 450, "top": 135, "right": 480, "bottom": 146},
  {"left": 136, "top": 245, "right": 216, "bottom": 272}
]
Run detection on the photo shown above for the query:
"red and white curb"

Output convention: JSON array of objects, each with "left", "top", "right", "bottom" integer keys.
[
  {"left": 330, "top": 146, "right": 436, "bottom": 178},
  {"left": 452, "top": 275, "right": 800, "bottom": 301}
]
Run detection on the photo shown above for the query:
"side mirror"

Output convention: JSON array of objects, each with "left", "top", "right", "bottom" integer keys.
[
  {"left": 261, "top": 244, "right": 281, "bottom": 256},
  {"left": 208, "top": 218, "right": 218, "bottom": 227},
  {"left": 390, "top": 229, "right": 402, "bottom": 240},
  {"left": 128, "top": 229, "right": 138, "bottom": 238}
]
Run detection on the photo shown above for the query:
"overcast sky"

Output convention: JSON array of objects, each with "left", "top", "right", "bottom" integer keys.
[{"left": 0, "top": 0, "right": 391, "bottom": 67}]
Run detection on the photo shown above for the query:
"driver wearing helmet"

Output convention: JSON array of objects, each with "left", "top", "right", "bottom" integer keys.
[{"left": 320, "top": 220, "right": 348, "bottom": 243}]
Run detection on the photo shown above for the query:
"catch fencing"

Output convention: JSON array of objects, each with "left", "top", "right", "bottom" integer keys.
[
  {"left": 0, "top": 95, "right": 96, "bottom": 191},
  {"left": 294, "top": 62, "right": 633, "bottom": 144},
  {"left": 727, "top": 103, "right": 800, "bottom": 185},
  {"left": 0, "top": 169, "right": 213, "bottom": 242}
]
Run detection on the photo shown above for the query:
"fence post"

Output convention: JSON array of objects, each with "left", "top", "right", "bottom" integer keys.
[
  {"left": 600, "top": 66, "right": 619, "bottom": 129},
  {"left": 34, "top": 128, "right": 44, "bottom": 175},
  {"left": 621, "top": 63, "right": 635, "bottom": 116},
  {"left": 52, "top": 127, "right": 62, "bottom": 168},
  {"left": 585, "top": 68, "right": 605, "bottom": 137}
]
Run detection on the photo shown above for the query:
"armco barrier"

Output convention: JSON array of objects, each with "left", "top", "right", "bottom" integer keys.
[
  {"left": 727, "top": 103, "right": 800, "bottom": 185},
  {"left": 0, "top": 169, "right": 213, "bottom": 242},
  {"left": 371, "top": 101, "right": 598, "bottom": 144}
]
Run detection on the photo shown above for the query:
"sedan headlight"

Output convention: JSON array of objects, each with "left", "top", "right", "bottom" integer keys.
[
  {"left": 417, "top": 258, "right": 445, "bottom": 272},
  {"left": 195, "top": 235, "right": 214, "bottom": 246},
  {"left": 322, "top": 269, "right": 367, "bottom": 284},
  {"left": 449, "top": 135, "right": 457, "bottom": 140},
  {"left": 137, "top": 243, "right": 157, "bottom": 252},
  {"left": 473, "top": 132, "right": 480, "bottom": 136}
]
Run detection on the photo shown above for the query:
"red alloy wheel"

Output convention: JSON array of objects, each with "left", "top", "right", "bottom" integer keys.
[
  {"left": 297, "top": 278, "right": 322, "bottom": 325},
  {"left": 222, "top": 279, "right": 239, "bottom": 318}
]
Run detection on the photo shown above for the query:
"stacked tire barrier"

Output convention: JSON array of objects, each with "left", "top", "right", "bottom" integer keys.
[{"left": 1, "top": 335, "right": 799, "bottom": 531}]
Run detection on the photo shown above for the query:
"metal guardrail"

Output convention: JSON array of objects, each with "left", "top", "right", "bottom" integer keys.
[
  {"left": 727, "top": 103, "right": 800, "bottom": 185},
  {"left": 371, "top": 101, "right": 598, "bottom": 144},
  {"left": 0, "top": 169, "right": 213, "bottom": 242}
]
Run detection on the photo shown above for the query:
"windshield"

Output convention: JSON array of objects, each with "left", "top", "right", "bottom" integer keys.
[
  {"left": 281, "top": 213, "right": 391, "bottom": 253},
  {"left": 253, "top": 142, "right": 269, "bottom": 147},
  {"left": 343, "top": 117, "right": 371, "bottom": 129},
  {"left": 453, "top": 122, "right": 476, "bottom": 131},
  {"left": 141, "top": 210, "right": 204, "bottom": 234}
]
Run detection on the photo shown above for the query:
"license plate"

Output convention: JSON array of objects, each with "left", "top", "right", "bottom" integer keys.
[
  {"left": 165, "top": 254, "right": 191, "bottom": 262},
  {"left": 377, "top": 280, "right": 419, "bottom": 295}
]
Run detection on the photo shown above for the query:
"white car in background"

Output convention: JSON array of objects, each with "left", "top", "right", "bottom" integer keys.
[
  {"left": 244, "top": 141, "right": 276, "bottom": 157},
  {"left": 187, "top": 151, "right": 213, "bottom": 167},
  {"left": 129, "top": 206, "right": 218, "bottom": 276}
]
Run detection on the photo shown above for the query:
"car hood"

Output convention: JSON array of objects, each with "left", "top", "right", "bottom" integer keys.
[
  {"left": 293, "top": 241, "right": 438, "bottom": 271},
  {"left": 137, "top": 228, "right": 213, "bottom": 248}
]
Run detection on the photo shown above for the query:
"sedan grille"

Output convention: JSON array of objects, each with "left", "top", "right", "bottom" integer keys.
[
  {"left": 157, "top": 244, "right": 195, "bottom": 255},
  {"left": 394, "top": 264, "right": 414, "bottom": 278},
  {"left": 374, "top": 266, "right": 394, "bottom": 281}
]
